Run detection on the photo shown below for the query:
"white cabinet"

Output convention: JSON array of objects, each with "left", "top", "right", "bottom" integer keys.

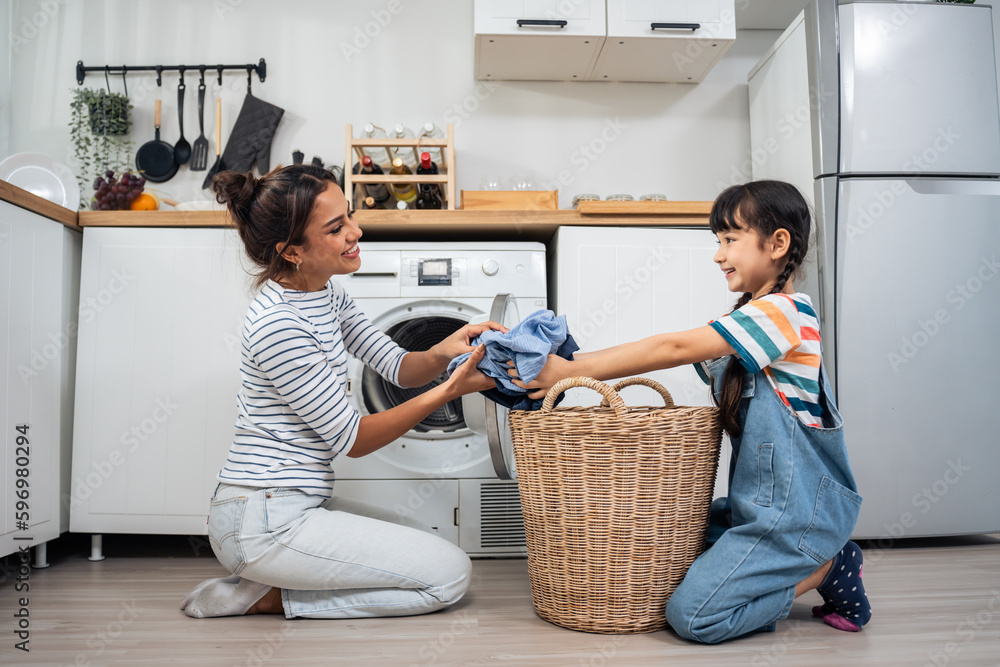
[
  {"left": 474, "top": 0, "right": 606, "bottom": 81},
  {"left": 551, "top": 226, "right": 733, "bottom": 496},
  {"left": 475, "top": 0, "right": 735, "bottom": 83},
  {"left": 70, "top": 228, "right": 254, "bottom": 535},
  {"left": 594, "top": 0, "right": 736, "bottom": 82},
  {"left": 1, "top": 201, "right": 81, "bottom": 559}
]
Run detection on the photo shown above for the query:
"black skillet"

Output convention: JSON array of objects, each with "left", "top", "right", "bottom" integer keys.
[{"left": 135, "top": 98, "right": 178, "bottom": 182}]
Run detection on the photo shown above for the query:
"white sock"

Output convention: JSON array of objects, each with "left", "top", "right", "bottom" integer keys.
[{"left": 180, "top": 575, "right": 274, "bottom": 618}]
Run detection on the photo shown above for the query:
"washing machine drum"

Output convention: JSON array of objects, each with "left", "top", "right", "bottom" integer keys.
[{"left": 361, "top": 316, "right": 466, "bottom": 432}]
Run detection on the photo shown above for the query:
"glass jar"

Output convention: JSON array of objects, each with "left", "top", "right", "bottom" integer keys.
[
  {"left": 606, "top": 194, "right": 634, "bottom": 202},
  {"left": 639, "top": 193, "right": 668, "bottom": 201},
  {"left": 572, "top": 193, "right": 600, "bottom": 208}
]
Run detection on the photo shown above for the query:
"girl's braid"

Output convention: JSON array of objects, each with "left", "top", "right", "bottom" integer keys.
[{"left": 770, "top": 240, "right": 802, "bottom": 295}]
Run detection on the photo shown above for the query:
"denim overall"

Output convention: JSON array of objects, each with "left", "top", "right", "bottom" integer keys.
[{"left": 665, "top": 356, "right": 863, "bottom": 644}]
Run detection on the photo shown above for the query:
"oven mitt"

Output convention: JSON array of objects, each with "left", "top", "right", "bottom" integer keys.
[{"left": 221, "top": 93, "right": 284, "bottom": 174}]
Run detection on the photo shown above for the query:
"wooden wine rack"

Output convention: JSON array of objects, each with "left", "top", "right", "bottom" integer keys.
[{"left": 343, "top": 123, "right": 456, "bottom": 210}]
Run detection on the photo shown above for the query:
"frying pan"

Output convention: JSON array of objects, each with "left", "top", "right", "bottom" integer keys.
[{"left": 136, "top": 99, "right": 178, "bottom": 183}]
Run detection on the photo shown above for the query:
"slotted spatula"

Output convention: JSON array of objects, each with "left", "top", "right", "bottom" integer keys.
[{"left": 190, "top": 80, "right": 209, "bottom": 171}]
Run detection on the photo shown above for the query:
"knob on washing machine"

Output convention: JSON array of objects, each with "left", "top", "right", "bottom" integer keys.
[{"left": 482, "top": 259, "right": 499, "bottom": 276}]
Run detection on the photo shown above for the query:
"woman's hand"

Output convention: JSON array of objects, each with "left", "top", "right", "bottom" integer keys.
[
  {"left": 397, "top": 320, "right": 507, "bottom": 388},
  {"left": 444, "top": 344, "right": 496, "bottom": 397},
  {"left": 508, "top": 353, "right": 576, "bottom": 400},
  {"left": 432, "top": 320, "right": 507, "bottom": 362}
]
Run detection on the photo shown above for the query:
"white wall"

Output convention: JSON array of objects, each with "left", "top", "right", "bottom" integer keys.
[
  {"left": 4, "top": 0, "right": 780, "bottom": 208},
  {"left": 0, "top": 3, "right": 11, "bottom": 160}
]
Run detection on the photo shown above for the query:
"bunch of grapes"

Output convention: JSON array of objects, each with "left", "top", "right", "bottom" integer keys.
[{"left": 91, "top": 170, "right": 146, "bottom": 210}]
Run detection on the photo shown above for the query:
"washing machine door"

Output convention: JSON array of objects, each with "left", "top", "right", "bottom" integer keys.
[{"left": 462, "top": 293, "right": 521, "bottom": 480}]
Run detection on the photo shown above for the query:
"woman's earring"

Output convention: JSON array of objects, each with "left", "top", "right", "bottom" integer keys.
[{"left": 295, "top": 261, "right": 301, "bottom": 272}]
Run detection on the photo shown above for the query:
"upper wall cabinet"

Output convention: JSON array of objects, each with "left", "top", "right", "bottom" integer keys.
[
  {"left": 474, "top": 0, "right": 735, "bottom": 83},
  {"left": 474, "top": 0, "right": 607, "bottom": 81},
  {"left": 594, "top": 0, "right": 736, "bottom": 82}
]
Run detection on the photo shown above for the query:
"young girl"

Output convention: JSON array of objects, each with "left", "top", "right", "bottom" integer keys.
[
  {"left": 181, "top": 165, "right": 502, "bottom": 619},
  {"left": 511, "top": 180, "right": 871, "bottom": 644}
]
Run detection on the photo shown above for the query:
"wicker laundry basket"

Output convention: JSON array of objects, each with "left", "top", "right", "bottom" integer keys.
[{"left": 508, "top": 376, "right": 723, "bottom": 634}]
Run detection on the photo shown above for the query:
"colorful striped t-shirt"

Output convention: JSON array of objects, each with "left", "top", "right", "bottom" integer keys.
[
  {"left": 219, "top": 279, "right": 407, "bottom": 497},
  {"left": 708, "top": 293, "right": 823, "bottom": 426}
]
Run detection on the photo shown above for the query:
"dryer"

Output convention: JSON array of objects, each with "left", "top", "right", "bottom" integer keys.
[{"left": 333, "top": 242, "right": 546, "bottom": 557}]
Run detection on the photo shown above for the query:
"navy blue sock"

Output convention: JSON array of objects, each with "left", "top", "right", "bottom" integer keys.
[{"left": 814, "top": 541, "right": 872, "bottom": 631}]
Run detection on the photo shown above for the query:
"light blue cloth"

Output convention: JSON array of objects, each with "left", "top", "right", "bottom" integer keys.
[{"left": 447, "top": 310, "right": 578, "bottom": 409}]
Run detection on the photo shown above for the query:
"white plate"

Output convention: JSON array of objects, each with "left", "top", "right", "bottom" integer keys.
[{"left": 0, "top": 152, "right": 80, "bottom": 211}]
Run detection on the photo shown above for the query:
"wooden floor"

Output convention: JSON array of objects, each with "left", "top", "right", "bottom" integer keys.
[{"left": 3, "top": 533, "right": 1000, "bottom": 666}]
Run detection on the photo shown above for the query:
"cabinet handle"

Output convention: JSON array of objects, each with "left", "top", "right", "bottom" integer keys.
[
  {"left": 651, "top": 22, "right": 700, "bottom": 31},
  {"left": 516, "top": 19, "right": 568, "bottom": 28}
]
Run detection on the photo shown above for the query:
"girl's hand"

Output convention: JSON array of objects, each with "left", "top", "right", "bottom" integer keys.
[
  {"left": 433, "top": 320, "right": 508, "bottom": 361},
  {"left": 445, "top": 344, "right": 496, "bottom": 397},
  {"left": 507, "top": 354, "right": 575, "bottom": 400}
]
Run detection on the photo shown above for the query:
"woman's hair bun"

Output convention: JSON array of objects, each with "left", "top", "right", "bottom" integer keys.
[{"left": 212, "top": 170, "right": 258, "bottom": 216}]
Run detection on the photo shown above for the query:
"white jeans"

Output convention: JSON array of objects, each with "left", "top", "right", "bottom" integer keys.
[{"left": 208, "top": 483, "right": 472, "bottom": 619}]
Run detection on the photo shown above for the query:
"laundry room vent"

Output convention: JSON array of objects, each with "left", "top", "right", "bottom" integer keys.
[
  {"left": 480, "top": 482, "right": 526, "bottom": 548},
  {"left": 459, "top": 480, "right": 527, "bottom": 556}
]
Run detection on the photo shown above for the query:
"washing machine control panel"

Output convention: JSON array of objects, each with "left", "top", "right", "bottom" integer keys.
[
  {"left": 417, "top": 258, "right": 453, "bottom": 286},
  {"left": 407, "top": 258, "right": 468, "bottom": 287}
]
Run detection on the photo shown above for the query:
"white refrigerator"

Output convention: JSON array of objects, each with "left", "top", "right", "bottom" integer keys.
[{"left": 749, "top": 0, "right": 1000, "bottom": 538}]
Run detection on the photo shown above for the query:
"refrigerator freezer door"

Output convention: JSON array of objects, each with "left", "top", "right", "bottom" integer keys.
[
  {"left": 834, "top": 178, "right": 1000, "bottom": 538},
  {"left": 839, "top": 2, "right": 1000, "bottom": 176}
]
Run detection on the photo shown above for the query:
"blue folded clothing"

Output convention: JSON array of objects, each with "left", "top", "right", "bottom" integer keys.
[{"left": 448, "top": 310, "right": 579, "bottom": 411}]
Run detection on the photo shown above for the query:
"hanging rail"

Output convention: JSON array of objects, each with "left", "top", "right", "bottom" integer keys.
[{"left": 76, "top": 58, "right": 266, "bottom": 86}]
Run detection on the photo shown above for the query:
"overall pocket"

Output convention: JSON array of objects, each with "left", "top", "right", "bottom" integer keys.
[
  {"left": 208, "top": 496, "right": 248, "bottom": 575},
  {"left": 798, "top": 476, "right": 863, "bottom": 564},
  {"left": 753, "top": 444, "right": 775, "bottom": 507}
]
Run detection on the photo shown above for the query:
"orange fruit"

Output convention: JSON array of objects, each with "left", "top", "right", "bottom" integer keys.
[{"left": 130, "top": 192, "right": 158, "bottom": 211}]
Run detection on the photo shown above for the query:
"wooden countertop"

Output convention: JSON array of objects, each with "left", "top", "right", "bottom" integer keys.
[
  {"left": 77, "top": 201, "right": 712, "bottom": 242},
  {"left": 0, "top": 179, "right": 82, "bottom": 230},
  {"left": 1, "top": 179, "right": 712, "bottom": 242}
]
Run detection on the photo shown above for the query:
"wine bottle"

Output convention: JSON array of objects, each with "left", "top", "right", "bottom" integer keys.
[
  {"left": 361, "top": 122, "right": 393, "bottom": 170},
  {"left": 352, "top": 155, "right": 391, "bottom": 206},
  {"left": 415, "top": 183, "right": 443, "bottom": 210},
  {"left": 389, "top": 157, "right": 417, "bottom": 203},
  {"left": 391, "top": 124, "right": 418, "bottom": 169},
  {"left": 416, "top": 152, "right": 442, "bottom": 200},
  {"left": 418, "top": 122, "right": 444, "bottom": 164}
]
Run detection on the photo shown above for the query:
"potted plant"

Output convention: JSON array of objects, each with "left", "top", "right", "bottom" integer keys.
[{"left": 69, "top": 87, "right": 135, "bottom": 210}]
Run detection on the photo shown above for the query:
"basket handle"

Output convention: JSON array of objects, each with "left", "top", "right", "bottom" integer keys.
[
  {"left": 599, "top": 377, "right": 675, "bottom": 409},
  {"left": 541, "top": 377, "right": 627, "bottom": 417}
]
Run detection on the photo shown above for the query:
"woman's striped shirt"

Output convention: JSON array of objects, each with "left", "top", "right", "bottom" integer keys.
[
  {"left": 707, "top": 293, "right": 823, "bottom": 426},
  {"left": 218, "top": 279, "right": 407, "bottom": 497}
]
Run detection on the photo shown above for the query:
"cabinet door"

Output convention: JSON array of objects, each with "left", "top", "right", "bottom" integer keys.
[
  {"left": 552, "top": 226, "right": 734, "bottom": 497},
  {"left": 553, "top": 226, "right": 731, "bottom": 409},
  {"left": 476, "top": 0, "right": 605, "bottom": 34},
  {"left": 70, "top": 228, "right": 254, "bottom": 534},
  {"left": 475, "top": 0, "right": 606, "bottom": 81},
  {"left": 593, "top": 0, "right": 736, "bottom": 82},
  {"left": 0, "top": 202, "right": 75, "bottom": 557}
]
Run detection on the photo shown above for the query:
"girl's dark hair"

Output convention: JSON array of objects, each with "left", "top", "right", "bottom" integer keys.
[
  {"left": 212, "top": 165, "right": 341, "bottom": 289},
  {"left": 709, "top": 180, "right": 811, "bottom": 437}
]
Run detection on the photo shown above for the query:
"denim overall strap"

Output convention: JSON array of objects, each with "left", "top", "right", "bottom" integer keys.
[{"left": 666, "top": 358, "right": 863, "bottom": 644}]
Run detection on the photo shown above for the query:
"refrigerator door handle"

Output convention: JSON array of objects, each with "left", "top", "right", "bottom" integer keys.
[{"left": 905, "top": 179, "right": 1000, "bottom": 197}]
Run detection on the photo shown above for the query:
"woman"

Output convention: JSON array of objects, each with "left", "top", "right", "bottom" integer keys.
[{"left": 181, "top": 165, "right": 502, "bottom": 619}]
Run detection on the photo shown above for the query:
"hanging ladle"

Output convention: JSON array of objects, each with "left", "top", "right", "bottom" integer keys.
[{"left": 173, "top": 69, "right": 191, "bottom": 165}]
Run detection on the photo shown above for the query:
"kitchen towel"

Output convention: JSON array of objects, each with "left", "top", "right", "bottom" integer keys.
[
  {"left": 448, "top": 310, "right": 579, "bottom": 411},
  {"left": 220, "top": 93, "right": 284, "bottom": 175}
]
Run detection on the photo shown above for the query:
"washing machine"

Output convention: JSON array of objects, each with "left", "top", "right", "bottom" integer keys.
[{"left": 332, "top": 242, "right": 546, "bottom": 557}]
